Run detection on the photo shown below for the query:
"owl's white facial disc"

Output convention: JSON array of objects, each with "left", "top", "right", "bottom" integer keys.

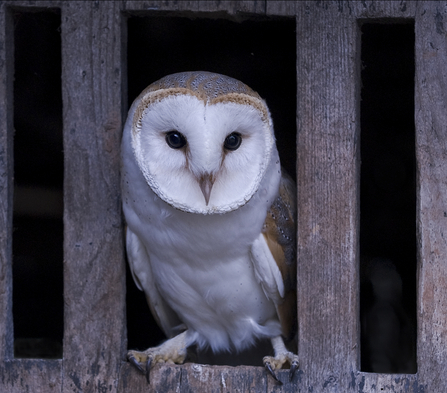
[{"left": 130, "top": 73, "right": 275, "bottom": 214}]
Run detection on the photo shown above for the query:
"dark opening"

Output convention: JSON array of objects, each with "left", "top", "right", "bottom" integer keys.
[
  {"left": 360, "top": 22, "right": 416, "bottom": 373},
  {"left": 12, "top": 10, "right": 63, "bottom": 359},
  {"left": 125, "top": 14, "right": 296, "bottom": 365}
]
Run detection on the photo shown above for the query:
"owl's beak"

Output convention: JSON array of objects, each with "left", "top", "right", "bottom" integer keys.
[{"left": 198, "top": 173, "right": 215, "bottom": 206}]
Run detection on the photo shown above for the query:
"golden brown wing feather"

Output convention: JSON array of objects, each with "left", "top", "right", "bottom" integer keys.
[{"left": 262, "top": 170, "right": 297, "bottom": 340}]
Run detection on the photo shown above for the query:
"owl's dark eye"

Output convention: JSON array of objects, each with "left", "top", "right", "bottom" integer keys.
[
  {"left": 224, "top": 132, "right": 242, "bottom": 151},
  {"left": 165, "top": 131, "right": 187, "bottom": 149}
]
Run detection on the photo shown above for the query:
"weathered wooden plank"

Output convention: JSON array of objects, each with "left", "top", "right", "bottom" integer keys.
[
  {"left": 352, "top": 0, "right": 416, "bottom": 19},
  {"left": 118, "top": 362, "right": 306, "bottom": 392},
  {"left": 354, "top": 372, "right": 421, "bottom": 393},
  {"left": 266, "top": 0, "right": 296, "bottom": 15},
  {"left": 414, "top": 1, "right": 447, "bottom": 391},
  {"left": 295, "top": 2, "right": 361, "bottom": 391},
  {"left": 61, "top": 1, "right": 126, "bottom": 392},
  {"left": 118, "top": 362, "right": 183, "bottom": 393},
  {"left": 0, "top": 359, "right": 62, "bottom": 393},
  {"left": 0, "top": 1, "right": 15, "bottom": 363},
  {"left": 269, "top": 0, "right": 417, "bottom": 18},
  {"left": 123, "top": 0, "right": 266, "bottom": 15},
  {"left": 112, "top": 367, "right": 426, "bottom": 393},
  {"left": 2, "top": 0, "right": 62, "bottom": 9}
]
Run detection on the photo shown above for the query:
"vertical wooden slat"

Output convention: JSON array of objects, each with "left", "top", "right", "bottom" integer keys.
[
  {"left": 415, "top": 1, "right": 447, "bottom": 391},
  {"left": 61, "top": 1, "right": 126, "bottom": 392},
  {"left": 0, "top": 2, "right": 14, "bottom": 363},
  {"left": 295, "top": 2, "right": 360, "bottom": 391}
]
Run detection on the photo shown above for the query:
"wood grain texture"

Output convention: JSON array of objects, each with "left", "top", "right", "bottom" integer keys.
[
  {"left": 118, "top": 362, "right": 302, "bottom": 393},
  {"left": 353, "top": 0, "right": 416, "bottom": 18},
  {"left": 1, "top": 0, "right": 62, "bottom": 8},
  {"left": 120, "top": 364, "right": 428, "bottom": 393},
  {"left": 266, "top": 0, "right": 296, "bottom": 15},
  {"left": 295, "top": 2, "right": 361, "bottom": 391},
  {"left": 0, "top": 1, "right": 446, "bottom": 392},
  {"left": 415, "top": 1, "right": 447, "bottom": 391},
  {"left": 269, "top": 0, "right": 418, "bottom": 18},
  {"left": 353, "top": 372, "right": 420, "bottom": 393},
  {"left": 0, "top": 359, "right": 62, "bottom": 393},
  {"left": 123, "top": 0, "right": 266, "bottom": 16},
  {"left": 61, "top": 1, "right": 126, "bottom": 392},
  {"left": 0, "top": 2, "right": 14, "bottom": 363}
]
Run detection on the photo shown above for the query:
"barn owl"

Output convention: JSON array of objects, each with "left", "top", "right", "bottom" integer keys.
[{"left": 121, "top": 71, "right": 298, "bottom": 384}]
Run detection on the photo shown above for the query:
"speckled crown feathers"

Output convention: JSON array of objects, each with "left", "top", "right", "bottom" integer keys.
[
  {"left": 139, "top": 71, "right": 262, "bottom": 102},
  {"left": 133, "top": 72, "right": 269, "bottom": 129}
]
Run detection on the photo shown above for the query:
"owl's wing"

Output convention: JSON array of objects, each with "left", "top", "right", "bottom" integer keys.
[
  {"left": 126, "top": 227, "right": 183, "bottom": 338},
  {"left": 250, "top": 171, "right": 297, "bottom": 340}
]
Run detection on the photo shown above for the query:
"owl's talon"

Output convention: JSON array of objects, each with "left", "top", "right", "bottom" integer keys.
[
  {"left": 264, "top": 361, "right": 283, "bottom": 385},
  {"left": 145, "top": 357, "right": 152, "bottom": 384},
  {"left": 289, "top": 360, "right": 299, "bottom": 382},
  {"left": 128, "top": 353, "right": 145, "bottom": 374},
  {"left": 127, "top": 332, "right": 188, "bottom": 383}
]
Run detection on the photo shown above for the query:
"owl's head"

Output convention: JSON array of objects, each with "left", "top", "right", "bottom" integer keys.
[{"left": 128, "top": 71, "right": 275, "bottom": 214}]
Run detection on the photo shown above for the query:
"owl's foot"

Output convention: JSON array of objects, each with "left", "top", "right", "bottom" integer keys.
[
  {"left": 127, "top": 331, "right": 188, "bottom": 384},
  {"left": 263, "top": 336, "right": 299, "bottom": 385}
]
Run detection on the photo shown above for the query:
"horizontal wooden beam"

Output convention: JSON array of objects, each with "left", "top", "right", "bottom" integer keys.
[{"left": 0, "top": 359, "right": 62, "bottom": 393}]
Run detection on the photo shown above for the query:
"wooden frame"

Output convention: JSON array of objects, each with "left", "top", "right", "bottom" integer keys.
[{"left": 0, "top": 1, "right": 446, "bottom": 391}]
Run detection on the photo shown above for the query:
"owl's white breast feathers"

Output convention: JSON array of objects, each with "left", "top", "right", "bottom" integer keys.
[
  {"left": 126, "top": 228, "right": 183, "bottom": 335},
  {"left": 122, "top": 71, "right": 296, "bottom": 356}
]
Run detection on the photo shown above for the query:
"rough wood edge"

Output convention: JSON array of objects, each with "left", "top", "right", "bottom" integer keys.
[
  {"left": 414, "top": 1, "right": 447, "bottom": 391},
  {"left": 0, "top": 1, "right": 15, "bottom": 363},
  {"left": 117, "top": 361, "right": 305, "bottom": 393},
  {"left": 123, "top": 0, "right": 267, "bottom": 16},
  {"left": 60, "top": 1, "right": 127, "bottom": 392},
  {"left": 1, "top": 0, "right": 62, "bottom": 10},
  {"left": 0, "top": 359, "right": 62, "bottom": 393},
  {"left": 117, "top": 362, "right": 425, "bottom": 393}
]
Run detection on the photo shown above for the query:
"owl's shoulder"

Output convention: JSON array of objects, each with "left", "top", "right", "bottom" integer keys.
[
  {"left": 261, "top": 170, "right": 297, "bottom": 339},
  {"left": 263, "top": 171, "right": 296, "bottom": 275}
]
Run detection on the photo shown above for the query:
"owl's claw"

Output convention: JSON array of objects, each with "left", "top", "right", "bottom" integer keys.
[
  {"left": 127, "top": 331, "right": 188, "bottom": 384},
  {"left": 264, "top": 336, "right": 299, "bottom": 384},
  {"left": 127, "top": 352, "right": 153, "bottom": 384},
  {"left": 289, "top": 359, "right": 299, "bottom": 382},
  {"left": 128, "top": 353, "right": 145, "bottom": 374},
  {"left": 145, "top": 357, "right": 152, "bottom": 384},
  {"left": 264, "top": 360, "right": 283, "bottom": 385}
]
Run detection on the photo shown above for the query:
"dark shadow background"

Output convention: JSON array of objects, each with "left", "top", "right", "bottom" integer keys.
[
  {"left": 12, "top": 10, "right": 64, "bottom": 358},
  {"left": 360, "top": 22, "right": 417, "bottom": 373}
]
